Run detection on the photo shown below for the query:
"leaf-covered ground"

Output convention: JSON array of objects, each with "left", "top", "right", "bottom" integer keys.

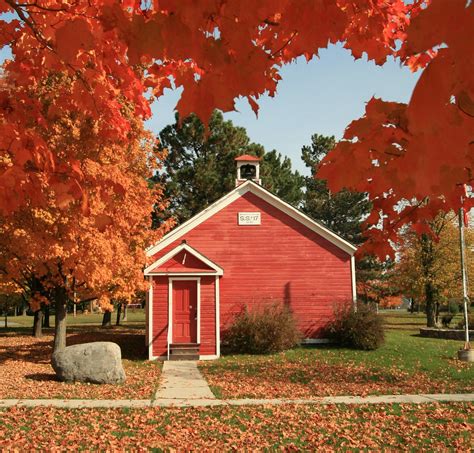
[
  {"left": 200, "top": 331, "right": 474, "bottom": 399},
  {"left": 0, "top": 403, "right": 471, "bottom": 450},
  {"left": 0, "top": 327, "right": 161, "bottom": 399}
]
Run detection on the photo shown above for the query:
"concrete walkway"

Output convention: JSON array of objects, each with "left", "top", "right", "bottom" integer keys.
[
  {"left": 154, "top": 361, "right": 216, "bottom": 400},
  {"left": 0, "top": 393, "right": 472, "bottom": 409},
  {"left": 1, "top": 361, "right": 473, "bottom": 409}
]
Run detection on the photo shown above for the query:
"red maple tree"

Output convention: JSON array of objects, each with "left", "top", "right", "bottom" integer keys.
[{"left": 0, "top": 2, "right": 471, "bottom": 286}]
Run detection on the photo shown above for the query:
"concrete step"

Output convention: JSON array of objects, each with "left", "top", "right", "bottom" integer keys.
[
  {"left": 169, "top": 343, "right": 200, "bottom": 360},
  {"left": 169, "top": 354, "right": 199, "bottom": 361},
  {"left": 171, "top": 348, "right": 199, "bottom": 356},
  {"left": 170, "top": 343, "right": 200, "bottom": 349}
]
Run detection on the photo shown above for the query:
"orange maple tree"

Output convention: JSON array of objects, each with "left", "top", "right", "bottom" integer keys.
[{"left": 0, "top": 73, "right": 171, "bottom": 351}]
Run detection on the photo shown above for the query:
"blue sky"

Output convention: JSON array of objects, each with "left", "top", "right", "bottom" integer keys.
[
  {"left": 147, "top": 43, "right": 420, "bottom": 175},
  {"left": 1, "top": 42, "right": 420, "bottom": 175}
]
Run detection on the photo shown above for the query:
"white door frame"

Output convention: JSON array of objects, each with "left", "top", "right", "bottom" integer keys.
[{"left": 167, "top": 277, "right": 201, "bottom": 359}]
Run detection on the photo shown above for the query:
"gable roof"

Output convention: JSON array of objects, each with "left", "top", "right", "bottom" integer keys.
[
  {"left": 146, "top": 180, "right": 357, "bottom": 257},
  {"left": 145, "top": 242, "right": 224, "bottom": 276}
]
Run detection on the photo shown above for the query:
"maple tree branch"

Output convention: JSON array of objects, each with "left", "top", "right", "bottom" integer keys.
[
  {"left": 372, "top": 196, "right": 429, "bottom": 234},
  {"left": 270, "top": 30, "right": 298, "bottom": 58},
  {"left": 4, "top": 0, "right": 53, "bottom": 51},
  {"left": 5, "top": 0, "right": 98, "bottom": 115},
  {"left": 77, "top": 296, "right": 97, "bottom": 304},
  {"left": 263, "top": 18, "right": 280, "bottom": 26},
  {"left": 16, "top": 1, "right": 68, "bottom": 13}
]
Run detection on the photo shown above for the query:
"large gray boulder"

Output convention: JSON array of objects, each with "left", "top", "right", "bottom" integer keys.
[{"left": 52, "top": 342, "right": 126, "bottom": 384}]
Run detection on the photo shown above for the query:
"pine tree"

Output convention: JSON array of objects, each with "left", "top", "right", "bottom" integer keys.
[
  {"left": 153, "top": 111, "right": 304, "bottom": 225},
  {"left": 302, "top": 134, "right": 371, "bottom": 245}
]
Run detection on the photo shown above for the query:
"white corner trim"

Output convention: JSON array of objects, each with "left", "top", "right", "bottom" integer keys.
[
  {"left": 146, "top": 180, "right": 356, "bottom": 257},
  {"left": 199, "top": 355, "right": 218, "bottom": 360},
  {"left": 197, "top": 279, "right": 201, "bottom": 344},
  {"left": 167, "top": 279, "right": 172, "bottom": 360},
  {"left": 215, "top": 276, "right": 220, "bottom": 358},
  {"left": 351, "top": 255, "right": 357, "bottom": 305},
  {"left": 147, "top": 277, "right": 154, "bottom": 361},
  {"left": 145, "top": 242, "right": 224, "bottom": 276}
]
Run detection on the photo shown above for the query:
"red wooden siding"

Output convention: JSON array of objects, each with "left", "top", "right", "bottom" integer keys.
[
  {"left": 151, "top": 190, "right": 353, "bottom": 355},
  {"left": 151, "top": 276, "right": 168, "bottom": 359},
  {"left": 200, "top": 277, "right": 216, "bottom": 355},
  {"left": 149, "top": 250, "right": 215, "bottom": 273}
]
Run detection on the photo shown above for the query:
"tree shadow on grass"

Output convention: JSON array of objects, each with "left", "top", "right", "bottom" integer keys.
[
  {"left": 66, "top": 328, "right": 146, "bottom": 361},
  {"left": 24, "top": 373, "right": 58, "bottom": 382},
  {"left": 0, "top": 326, "right": 146, "bottom": 365}
]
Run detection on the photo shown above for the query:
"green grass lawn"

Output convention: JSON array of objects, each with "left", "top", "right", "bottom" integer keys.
[
  {"left": 380, "top": 310, "right": 465, "bottom": 330},
  {"left": 200, "top": 312, "right": 473, "bottom": 399},
  {"left": 0, "top": 403, "right": 471, "bottom": 450},
  {"left": 3, "top": 309, "right": 145, "bottom": 327}
]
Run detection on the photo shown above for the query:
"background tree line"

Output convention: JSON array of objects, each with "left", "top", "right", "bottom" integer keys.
[
  {"left": 152, "top": 109, "right": 472, "bottom": 329},
  {"left": 4, "top": 107, "right": 469, "bottom": 333}
]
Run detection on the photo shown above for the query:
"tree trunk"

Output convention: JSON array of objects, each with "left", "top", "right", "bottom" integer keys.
[
  {"left": 425, "top": 281, "right": 437, "bottom": 328},
  {"left": 33, "top": 309, "right": 43, "bottom": 338},
  {"left": 4, "top": 313, "right": 7, "bottom": 328},
  {"left": 43, "top": 305, "right": 50, "bottom": 328},
  {"left": 53, "top": 290, "right": 67, "bottom": 353},
  {"left": 420, "top": 234, "right": 437, "bottom": 328},
  {"left": 116, "top": 303, "right": 122, "bottom": 326},
  {"left": 102, "top": 310, "right": 112, "bottom": 327},
  {"left": 122, "top": 304, "right": 127, "bottom": 322}
]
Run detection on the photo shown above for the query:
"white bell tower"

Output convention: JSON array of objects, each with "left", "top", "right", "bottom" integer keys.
[{"left": 235, "top": 155, "right": 261, "bottom": 187}]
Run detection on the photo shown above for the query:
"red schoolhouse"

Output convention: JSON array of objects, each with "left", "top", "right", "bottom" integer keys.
[{"left": 145, "top": 156, "right": 356, "bottom": 360}]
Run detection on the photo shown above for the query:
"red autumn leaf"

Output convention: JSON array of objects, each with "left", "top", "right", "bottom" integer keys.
[
  {"left": 94, "top": 214, "right": 113, "bottom": 232},
  {"left": 55, "top": 18, "right": 96, "bottom": 62}
]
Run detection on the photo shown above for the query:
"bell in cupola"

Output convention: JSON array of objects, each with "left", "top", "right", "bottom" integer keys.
[
  {"left": 234, "top": 154, "right": 261, "bottom": 187},
  {"left": 240, "top": 164, "right": 256, "bottom": 180}
]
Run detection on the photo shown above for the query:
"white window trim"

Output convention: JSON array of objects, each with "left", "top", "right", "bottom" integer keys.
[
  {"left": 146, "top": 180, "right": 356, "bottom": 258},
  {"left": 167, "top": 277, "right": 201, "bottom": 360},
  {"left": 145, "top": 242, "right": 223, "bottom": 276}
]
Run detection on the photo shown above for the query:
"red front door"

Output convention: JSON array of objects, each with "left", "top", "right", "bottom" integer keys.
[{"left": 172, "top": 280, "right": 197, "bottom": 343}]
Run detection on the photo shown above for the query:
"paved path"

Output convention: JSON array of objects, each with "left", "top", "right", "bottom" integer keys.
[
  {"left": 1, "top": 360, "right": 472, "bottom": 409},
  {"left": 154, "top": 361, "right": 216, "bottom": 400},
  {"left": 0, "top": 393, "right": 473, "bottom": 409}
]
